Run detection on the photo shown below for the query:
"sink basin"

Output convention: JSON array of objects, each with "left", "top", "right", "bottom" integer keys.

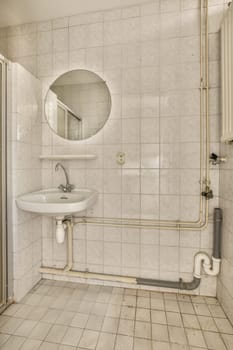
[{"left": 16, "top": 188, "right": 98, "bottom": 217}]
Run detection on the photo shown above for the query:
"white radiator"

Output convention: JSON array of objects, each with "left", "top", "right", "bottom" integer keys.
[{"left": 221, "top": 4, "right": 233, "bottom": 143}]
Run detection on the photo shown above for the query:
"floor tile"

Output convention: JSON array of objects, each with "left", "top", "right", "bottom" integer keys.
[
  {"left": 29, "top": 321, "right": 52, "bottom": 340},
  {"left": 198, "top": 315, "right": 218, "bottom": 332},
  {"left": 152, "top": 324, "right": 169, "bottom": 342},
  {"left": 151, "top": 310, "right": 167, "bottom": 324},
  {"left": 166, "top": 312, "right": 183, "bottom": 327},
  {"left": 134, "top": 321, "right": 151, "bottom": 339},
  {"left": 168, "top": 326, "right": 187, "bottom": 345},
  {"left": 39, "top": 342, "right": 59, "bottom": 350},
  {"left": 20, "top": 338, "right": 42, "bottom": 350},
  {"left": 41, "top": 309, "right": 61, "bottom": 324},
  {"left": 136, "top": 308, "right": 151, "bottom": 322},
  {"left": 118, "top": 318, "right": 134, "bottom": 336},
  {"left": 193, "top": 303, "right": 211, "bottom": 316},
  {"left": 215, "top": 318, "right": 233, "bottom": 334},
  {"left": 58, "top": 345, "right": 76, "bottom": 350},
  {"left": 55, "top": 311, "right": 75, "bottom": 326},
  {"left": 185, "top": 328, "right": 207, "bottom": 348},
  {"left": 137, "top": 297, "right": 150, "bottom": 309},
  {"left": 78, "top": 329, "right": 99, "bottom": 349},
  {"left": 115, "top": 334, "right": 133, "bottom": 350},
  {"left": 2, "top": 304, "right": 22, "bottom": 317},
  {"left": 91, "top": 303, "right": 108, "bottom": 316},
  {"left": 120, "top": 305, "right": 136, "bottom": 319},
  {"left": 182, "top": 314, "right": 200, "bottom": 329},
  {"left": 203, "top": 330, "right": 227, "bottom": 350},
  {"left": 14, "top": 305, "right": 33, "bottom": 319},
  {"left": 165, "top": 300, "right": 179, "bottom": 313},
  {"left": 102, "top": 316, "right": 119, "bottom": 333},
  {"left": 152, "top": 341, "right": 171, "bottom": 350},
  {"left": 14, "top": 319, "right": 37, "bottom": 337},
  {"left": 83, "top": 313, "right": 101, "bottom": 330},
  {"left": 222, "top": 334, "right": 233, "bottom": 350},
  {"left": 179, "top": 301, "right": 195, "bottom": 314},
  {"left": 0, "top": 333, "right": 10, "bottom": 346},
  {"left": 208, "top": 305, "right": 226, "bottom": 318},
  {"left": 96, "top": 332, "right": 116, "bottom": 350},
  {"left": 45, "top": 324, "right": 67, "bottom": 344},
  {"left": 0, "top": 317, "right": 22, "bottom": 334},
  {"left": 151, "top": 298, "right": 165, "bottom": 311},
  {"left": 61, "top": 326, "right": 83, "bottom": 347},
  {"left": 70, "top": 313, "right": 88, "bottom": 328},
  {"left": 0, "top": 335, "right": 26, "bottom": 350},
  {"left": 27, "top": 306, "right": 48, "bottom": 321},
  {"left": 134, "top": 337, "right": 152, "bottom": 350},
  {"left": 1, "top": 279, "right": 233, "bottom": 350}
]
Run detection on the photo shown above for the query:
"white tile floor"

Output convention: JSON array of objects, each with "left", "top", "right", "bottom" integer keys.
[{"left": 0, "top": 279, "right": 233, "bottom": 350}]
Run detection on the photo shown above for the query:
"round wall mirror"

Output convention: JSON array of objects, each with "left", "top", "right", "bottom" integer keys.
[{"left": 45, "top": 70, "right": 111, "bottom": 140}]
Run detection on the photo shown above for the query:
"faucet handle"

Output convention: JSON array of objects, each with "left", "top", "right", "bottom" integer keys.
[
  {"left": 58, "top": 184, "right": 66, "bottom": 192},
  {"left": 66, "top": 184, "right": 75, "bottom": 192}
]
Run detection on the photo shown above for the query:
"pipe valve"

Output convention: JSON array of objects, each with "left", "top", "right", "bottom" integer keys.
[
  {"left": 201, "top": 186, "right": 213, "bottom": 199},
  {"left": 209, "top": 153, "right": 227, "bottom": 165}
]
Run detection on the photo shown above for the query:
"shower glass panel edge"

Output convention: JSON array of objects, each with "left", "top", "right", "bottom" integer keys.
[{"left": 0, "top": 54, "right": 12, "bottom": 313}]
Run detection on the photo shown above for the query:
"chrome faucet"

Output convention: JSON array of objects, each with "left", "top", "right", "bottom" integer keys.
[{"left": 55, "top": 163, "right": 74, "bottom": 192}]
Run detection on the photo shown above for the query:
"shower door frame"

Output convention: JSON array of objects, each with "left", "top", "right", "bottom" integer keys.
[{"left": 0, "top": 54, "right": 9, "bottom": 313}]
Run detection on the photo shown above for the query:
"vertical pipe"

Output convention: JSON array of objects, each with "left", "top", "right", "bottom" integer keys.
[
  {"left": 213, "top": 208, "right": 223, "bottom": 259},
  {"left": 64, "top": 220, "right": 73, "bottom": 272},
  {"left": 221, "top": 21, "right": 225, "bottom": 138},
  {"left": 199, "top": 0, "right": 205, "bottom": 222},
  {"left": 0, "top": 57, "right": 8, "bottom": 312},
  {"left": 204, "top": 0, "right": 210, "bottom": 225}
]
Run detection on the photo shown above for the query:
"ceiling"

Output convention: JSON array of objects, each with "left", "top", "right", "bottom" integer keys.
[{"left": 0, "top": 0, "right": 150, "bottom": 28}]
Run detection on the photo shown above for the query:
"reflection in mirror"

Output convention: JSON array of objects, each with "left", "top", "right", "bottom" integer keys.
[{"left": 45, "top": 70, "right": 111, "bottom": 140}]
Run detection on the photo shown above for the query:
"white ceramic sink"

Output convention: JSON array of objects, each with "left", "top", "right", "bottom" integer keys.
[{"left": 16, "top": 188, "right": 98, "bottom": 217}]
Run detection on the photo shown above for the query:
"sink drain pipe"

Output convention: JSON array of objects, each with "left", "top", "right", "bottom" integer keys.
[
  {"left": 137, "top": 208, "right": 222, "bottom": 290},
  {"left": 40, "top": 209, "right": 222, "bottom": 291}
]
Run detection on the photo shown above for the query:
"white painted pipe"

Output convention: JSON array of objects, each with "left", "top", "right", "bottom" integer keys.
[
  {"left": 194, "top": 252, "right": 221, "bottom": 278},
  {"left": 39, "top": 267, "right": 137, "bottom": 284},
  {"left": 41, "top": 217, "right": 221, "bottom": 290},
  {"left": 64, "top": 220, "right": 73, "bottom": 272}
]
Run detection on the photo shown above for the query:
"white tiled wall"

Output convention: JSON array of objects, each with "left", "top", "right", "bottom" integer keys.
[
  {"left": 218, "top": 143, "right": 233, "bottom": 325},
  {"left": 0, "top": 0, "right": 228, "bottom": 297},
  {"left": 0, "top": 28, "right": 7, "bottom": 57},
  {"left": 8, "top": 63, "right": 42, "bottom": 301}
]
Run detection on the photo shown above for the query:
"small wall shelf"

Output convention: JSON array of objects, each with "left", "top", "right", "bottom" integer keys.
[{"left": 39, "top": 155, "right": 97, "bottom": 160}]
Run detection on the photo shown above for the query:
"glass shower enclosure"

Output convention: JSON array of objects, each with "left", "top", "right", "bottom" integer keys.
[{"left": 0, "top": 55, "right": 8, "bottom": 312}]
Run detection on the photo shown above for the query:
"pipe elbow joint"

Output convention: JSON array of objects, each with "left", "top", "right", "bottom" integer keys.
[
  {"left": 204, "top": 257, "right": 221, "bottom": 276},
  {"left": 194, "top": 252, "right": 221, "bottom": 278},
  {"left": 203, "top": 261, "right": 212, "bottom": 272}
]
